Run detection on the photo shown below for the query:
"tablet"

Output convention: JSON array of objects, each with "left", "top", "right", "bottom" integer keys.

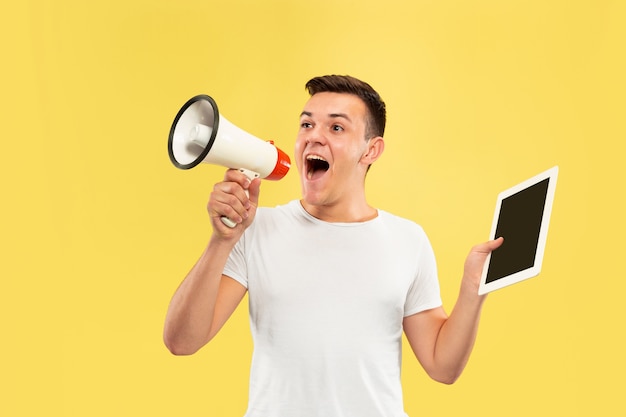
[{"left": 478, "top": 166, "right": 559, "bottom": 295}]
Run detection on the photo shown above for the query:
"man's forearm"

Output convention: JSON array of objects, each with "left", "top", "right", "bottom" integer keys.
[
  {"left": 432, "top": 293, "right": 486, "bottom": 384},
  {"left": 163, "top": 238, "right": 234, "bottom": 355}
]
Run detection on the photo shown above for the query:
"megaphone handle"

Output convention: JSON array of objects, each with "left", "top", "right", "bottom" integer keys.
[{"left": 220, "top": 168, "right": 260, "bottom": 228}]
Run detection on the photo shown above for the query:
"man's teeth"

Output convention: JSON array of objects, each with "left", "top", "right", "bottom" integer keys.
[{"left": 306, "top": 155, "right": 328, "bottom": 180}]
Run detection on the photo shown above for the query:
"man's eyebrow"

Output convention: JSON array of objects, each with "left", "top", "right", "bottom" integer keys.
[
  {"left": 299, "top": 111, "right": 352, "bottom": 122},
  {"left": 329, "top": 113, "right": 351, "bottom": 122}
]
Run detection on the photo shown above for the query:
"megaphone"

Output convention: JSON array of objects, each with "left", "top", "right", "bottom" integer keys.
[{"left": 168, "top": 94, "right": 291, "bottom": 227}]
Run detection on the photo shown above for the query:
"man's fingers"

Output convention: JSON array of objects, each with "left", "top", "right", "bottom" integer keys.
[
  {"left": 209, "top": 182, "right": 248, "bottom": 223},
  {"left": 474, "top": 237, "right": 504, "bottom": 254},
  {"left": 487, "top": 236, "right": 504, "bottom": 251},
  {"left": 247, "top": 178, "right": 261, "bottom": 207}
]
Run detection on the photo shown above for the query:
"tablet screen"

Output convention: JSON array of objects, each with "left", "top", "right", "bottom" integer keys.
[{"left": 485, "top": 178, "right": 550, "bottom": 283}]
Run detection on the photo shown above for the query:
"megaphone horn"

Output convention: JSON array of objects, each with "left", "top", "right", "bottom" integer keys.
[{"left": 168, "top": 94, "right": 291, "bottom": 227}]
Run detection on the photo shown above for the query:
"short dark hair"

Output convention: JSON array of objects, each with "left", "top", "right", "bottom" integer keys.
[{"left": 305, "top": 75, "right": 386, "bottom": 139}]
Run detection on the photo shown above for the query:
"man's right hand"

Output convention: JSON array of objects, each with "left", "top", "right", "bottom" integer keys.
[{"left": 207, "top": 168, "right": 261, "bottom": 239}]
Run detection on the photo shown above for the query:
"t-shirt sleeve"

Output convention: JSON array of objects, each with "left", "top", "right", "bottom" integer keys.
[
  {"left": 223, "top": 234, "right": 249, "bottom": 289},
  {"left": 403, "top": 229, "right": 442, "bottom": 317}
]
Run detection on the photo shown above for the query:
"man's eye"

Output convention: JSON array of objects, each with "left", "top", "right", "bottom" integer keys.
[
  {"left": 300, "top": 122, "right": 312, "bottom": 128},
  {"left": 332, "top": 125, "right": 344, "bottom": 132}
]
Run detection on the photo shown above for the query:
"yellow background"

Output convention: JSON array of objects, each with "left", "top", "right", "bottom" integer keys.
[{"left": 2, "top": 1, "right": 624, "bottom": 416}]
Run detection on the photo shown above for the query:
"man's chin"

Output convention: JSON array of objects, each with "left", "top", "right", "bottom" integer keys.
[{"left": 300, "top": 193, "right": 328, "bottom": 209}]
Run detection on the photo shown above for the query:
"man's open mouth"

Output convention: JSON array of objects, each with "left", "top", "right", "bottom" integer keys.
[{"left": 306, "top": 155, "right": 330, "bottom": 180}]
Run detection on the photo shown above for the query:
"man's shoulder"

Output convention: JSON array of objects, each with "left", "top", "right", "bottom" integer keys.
[
  {"left": 378, "top": 209, "right": 426, "bottom": 233},
  {"left": 257, "top": 199, "right": 300, "bottom": 216},
  {"left": 254, "top": 200, "right": 304, "bottom": 226}
]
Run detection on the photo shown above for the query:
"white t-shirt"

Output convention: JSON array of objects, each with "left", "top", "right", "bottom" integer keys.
[{"left": 224, "top": 200, "right": 442, "bottom": 417}]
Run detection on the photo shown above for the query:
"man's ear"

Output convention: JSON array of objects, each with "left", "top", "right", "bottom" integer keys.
[{"left": 361, "top": 136, "right": 385, "bottom": 164}]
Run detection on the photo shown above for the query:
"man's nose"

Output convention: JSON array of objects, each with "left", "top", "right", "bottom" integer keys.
[{"left": 305, "top": 126, "right": 326, "bottom": 145}]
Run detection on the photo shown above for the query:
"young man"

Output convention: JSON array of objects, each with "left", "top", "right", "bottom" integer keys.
[{"left": 163, "top": 75, "right": 503, "bottom": 417}]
